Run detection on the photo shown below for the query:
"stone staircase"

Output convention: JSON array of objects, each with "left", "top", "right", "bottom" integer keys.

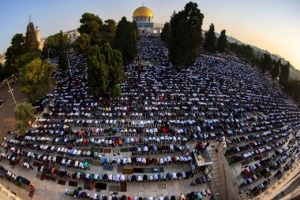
[{"left": 207, "top": 147, "right": 226, "bottom": 200}]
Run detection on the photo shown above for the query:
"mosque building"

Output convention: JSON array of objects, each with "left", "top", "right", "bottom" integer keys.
[{"left": 132, "top": 5, "right": 164, "bottom": 33}]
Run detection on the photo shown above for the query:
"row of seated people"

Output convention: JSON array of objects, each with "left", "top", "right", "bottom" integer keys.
[
  {"left": 0, "top": 165, "right": 33, "bottom": 186},
  {"left": 240, "top": 144, "right": 298, "bottom": 187},
  {"left": 21, "top": 135, "right": 189, "bottom": 146},
  {"left": 4, "top": 138, "right": 191, "bottom": 158},
  {"left": 2, "top": 144, "right": 194, "bottom": 169},
  {"left": 229, "top": 138, "right": 288, "bottom": 163},
  {"left": 225, "top": 132, "right": 290, "bottom": 156}
]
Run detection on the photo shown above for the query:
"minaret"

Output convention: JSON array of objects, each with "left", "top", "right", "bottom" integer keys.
[{"left": 35, "top": 26, "right": 41, "bottom": 50}]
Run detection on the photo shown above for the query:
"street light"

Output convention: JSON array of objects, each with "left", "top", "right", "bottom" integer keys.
[
  {"left": 64, "top": 51, "right": 72, "bottom": 77},
  {"left": 292, "top": 83, "right": 300, "bottom": 99},
  {"left": 6, "top": 78, "right": 17, "bottom": 106}
]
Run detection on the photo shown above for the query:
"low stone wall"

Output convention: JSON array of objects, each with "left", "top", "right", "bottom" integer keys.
[
  {"left": 253, "top": 160, "right": 300, "bottom": 200},
  {"left": 0, "top": 183, "right": 22, "bottom": 200}
]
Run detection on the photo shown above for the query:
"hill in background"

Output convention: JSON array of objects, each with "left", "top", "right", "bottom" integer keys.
[{"left": 210, "top": 31, "right": 300, "bottom": 80}]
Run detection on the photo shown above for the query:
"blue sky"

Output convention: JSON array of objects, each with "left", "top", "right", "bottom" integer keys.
[{"left": 0, "top": 0, "right": 299, "bottom": 69}]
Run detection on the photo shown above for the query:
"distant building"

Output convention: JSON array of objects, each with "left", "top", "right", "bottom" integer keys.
[
  {"left": 67, "top": 29, "right": 80, "bottom": 43},
  {"left": 132, "top": 5, "right": 163, "bottom": 33},
  {"left": 35, "top": 26, "right": 45, "bottom": 50}
]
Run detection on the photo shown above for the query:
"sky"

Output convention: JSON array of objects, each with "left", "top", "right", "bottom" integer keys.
[{"left": 0, "top": 0, "right": 299, "bottom": 69}]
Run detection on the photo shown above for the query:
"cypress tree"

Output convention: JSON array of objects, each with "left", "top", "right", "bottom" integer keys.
[
  {"left": 216, "top": 30, "right": 228, "bottom": 53},
  {"left": 203, "top": 23, "right": 217, "bottom": 53},
  {"left": 57, "top": 30, "right": 69, "bottom": 71},
  {"left": 113, "top": 17, "right": 138, "bottom": 66},
  {"left": 161, "top": 22, "right": 171, "bottom": 47},
  {"left": 169, "top": 2, "right": 204, "bottom": 69},
  {"left": 25, "top": 22, "right": 38, "bottom": 52}
]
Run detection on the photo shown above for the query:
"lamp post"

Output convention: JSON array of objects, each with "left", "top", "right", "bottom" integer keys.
[
  {"left": 292, "top": 83, "right": 300, "bottom": 99},
  {"left": 6, "top": 78, "right": 17, "bottom": 106},
  {"left": 64, "top": 51, "right": 72, "bottom": 77}
]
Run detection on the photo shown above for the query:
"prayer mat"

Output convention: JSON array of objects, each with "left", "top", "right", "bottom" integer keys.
[
  {"left": 109, "top": 185, "right": 120, "bottom": 191},
  {"left": 277, "top": 174, "right": 283, "bottom": 180},
  {"left": 32, "top": 162, "right": 43, "bottom": 167},
  {"left": 122, "top": 169, "right": 133, "bottom": 174},
  {"left": 120, "top": 181, "right": 127, "bottom": 192},
  {"left": 121, "top": 148, "right": 129, "bottom": 152},
  {"left": 133, "top": 168, "right": 143, "bottom": 173},
  {"left": 36, "top": 173, "right": 41, "bottom": 179},
  {"left": 69, "top": 181, "right": 78, "bottom": 187},
  {"left": 263, "top": 172, "right": 272, "bottom": 179},
  {"left": 9, "top": 161, "right": 15, "bottom": 166},
  {"left": 58, "top": 179, "right": 66, "bottom": 185},
  {"left": 95, "top": 148, "right": 103, "bottom": 153},
  {"left": 143, "top": 168, "right": 155, "bottom": 173},
  {"left": 92, "top": 160, "right": 101, "bottom": 166},
  {"left": 104, "top": 149, "right": 111, "bottom": 153},
  {"left": 103, "top": 165, "right": 113, "bottom": 171},
  {"left": 83, "top": 159, "right": 93, "bottom": 164},
  {"left": 117, "top": 165, "right": 123, "bottom": 173},
  {"left": 44, "top": 175, "right": 56, "bottom": 182},
  {"left": 90, "top": 180, "right": 95, "bottom": 190},
  {"left": 157, "top": 183, "right": 166, "bottom": 189},
  {"left": 113, "top": 149, "right": 120, "bottom": 154},
  {"left": 154, "top": 168, "right": 164, "bottom": 172},
  {"left": 253, "top": 191, "right": 260, "bottom": 197},
  {"left": 96, "top": 183, "right": 107, "bottom": 190},
  {"left": 84, "top": 179, "right": 91, "bottom": 189}
]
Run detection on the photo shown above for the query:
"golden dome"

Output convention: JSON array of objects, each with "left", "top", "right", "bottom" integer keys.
[{"left": 133, "top": 6, "right": 153, "bottom": 17}]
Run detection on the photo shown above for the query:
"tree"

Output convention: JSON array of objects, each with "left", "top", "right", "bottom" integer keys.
[
  {"left": 14, "top": 102, "right": 36, "bottom": 135},
  {"left": 25, "top": 22, "right": 38, "bottom": 52},
  {"left": 113, "top": 17, "right": 138, "bottom": 66},
  {"left": 74, "top": 33, "right": 91, "bottom": 54},
  {"left": 4, "top": 33, "right": 25, "bottom": 74},
  {"left": 18, "top": 52, "right": 40, "bottom": 70},
  {"left": 88, "top": 43, "right": 125, "bottom": 98},
  {"left": 161, "top": 22, "right": 171, "bottom": 47},
  {"left": 132, "top": 21, "right": 140, "bottom": 41},
  {"left": 169, "top": 2, "right": 204, "bottom": 69},
  {"left": 279, "top": 62, "right": 290, "bottom": 88},
  {"left": 102, "top": 19, "right": 117, "bottom": 45},
  {"left": 270, "top": 59, "right": 281, "bottom": 79},
  {"left": 0, "top": 63, "right": 4, "bottom": 82},
  {"left": 260, "top": 53, "right": 273, "bottom": 74},
  {"left": 203, "top": 23, "right": 217, "bottom": 53},
  {"left": 57, "top": 30, "right": 69, "bottom": 71},
  {"left": 216, "top": 30, "right": 227, "bottom": 53},
  {"left": 20, "top": 58, "right": 56, "bottom": 102},
  {"left": 228, "top": 42, "right": 254, "bottom": 62},
  {"left": 87, "top": 45, "right": 109, "bottom": 96},
  {"left": 41, "top": 32, "right": 69, "bottom": 59},
  {"left": 78, "top": 13, "right": 103, "bottom": 45}
]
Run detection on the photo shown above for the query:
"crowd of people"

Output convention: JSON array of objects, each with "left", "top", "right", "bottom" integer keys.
[{"left": 1, "top": 33, "right": 300, "bottom": 199}]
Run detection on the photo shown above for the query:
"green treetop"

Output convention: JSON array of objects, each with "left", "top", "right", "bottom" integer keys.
[
  {"left": 78, "top": 13, "right": 103, "bottom": 45},
  {"left": 169, "top": 2, "right": 204, "bottom": 69},
  {"left": 88, "top": 43, "right": 125, "bottom": 98},
  {"left": 14, "top": 102, "right": 36, "bottom": 135},
  {"left": 203, "top": 23, "right": 217, "bottom": 53},
  {"left": 161, "top": 22, "right": 171, "bottom": 47},
  {"left": 20, "top": 57, "right": 56, "bottom": 102},
  {"left": 25, "top": 22, "right": 38, "bottom": 52},
  {"left": 216, "top": 30, "right": 228, "bottom": 53},
  {"left": 57, "top": 30, "right": 69, "bottom": 71},
  {"left": 113, "top": 17, "right": 138, "bottom": 66}
]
